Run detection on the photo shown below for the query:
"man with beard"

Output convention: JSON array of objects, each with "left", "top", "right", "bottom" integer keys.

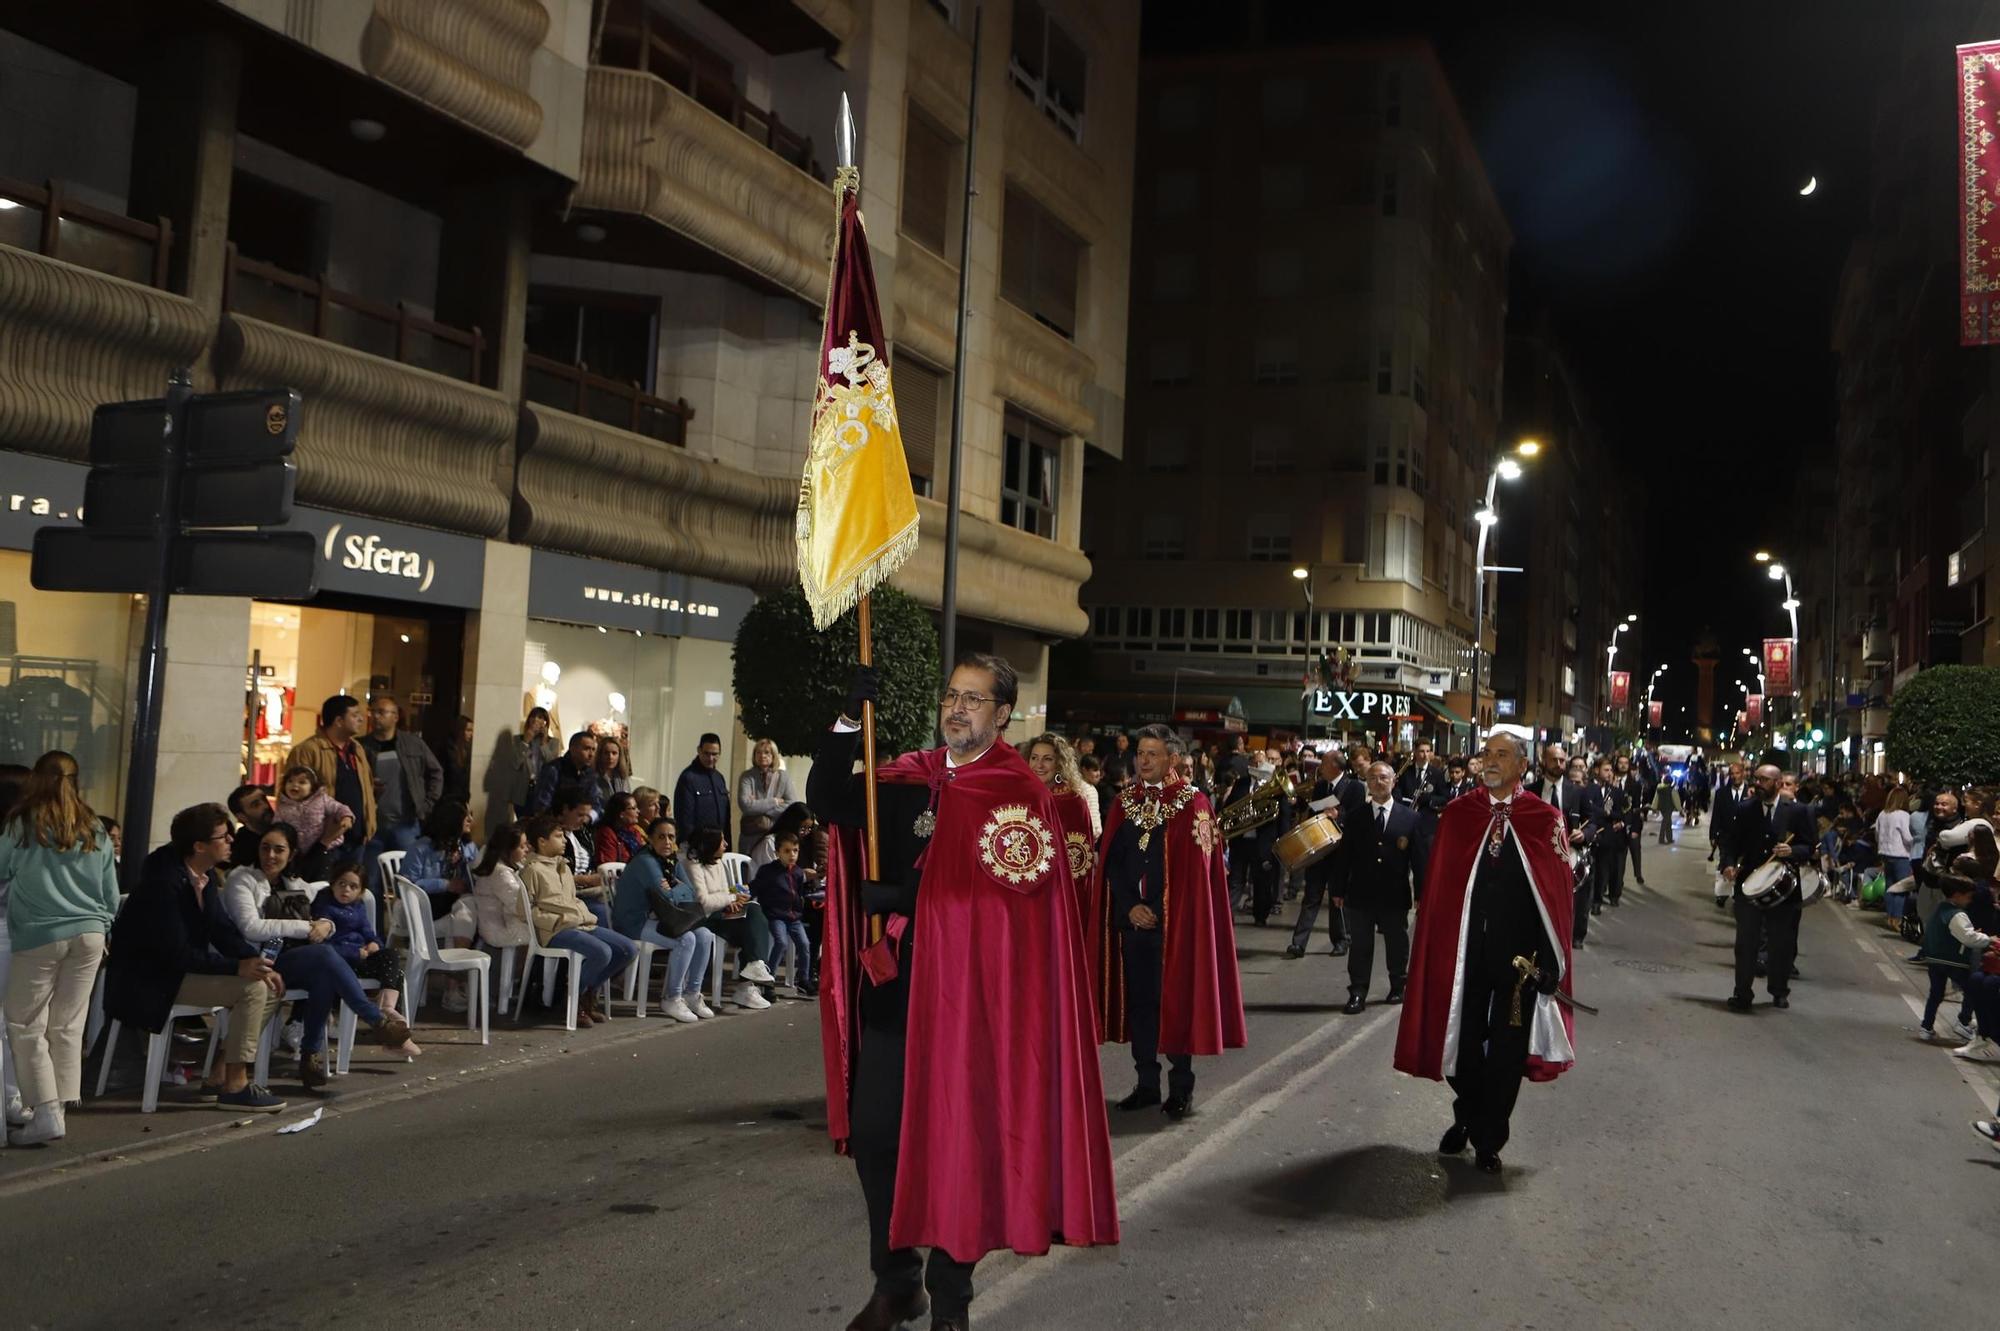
[
  {"left": 1395, "top": 731, "right": 1573, "bottom": 1175},
  {"left": 810, "top": 658, "right": 1118, "bottom": 1331},
  {"left": 1092, "top": 724, "right": 1247, "bottom": 1120}
]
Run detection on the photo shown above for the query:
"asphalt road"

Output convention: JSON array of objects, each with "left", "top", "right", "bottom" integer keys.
[{"left": 8, "top": 816, "right": 1998, "bottom": 1331}]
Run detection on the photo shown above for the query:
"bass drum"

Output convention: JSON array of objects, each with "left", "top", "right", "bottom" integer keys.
[
  {"left": 1276, "top": 812, "right": 1342, "bottom": 872},
  {"left": 1741, "top": 859, "right": 1799, "bottom": 910}
]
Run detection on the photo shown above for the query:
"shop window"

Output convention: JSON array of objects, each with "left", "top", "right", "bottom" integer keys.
[
  {"left": 522, "top": 627, "right": 732, "bottom": 798},
  {"left": 0, "top": 554, "right": 138, "bottom": 818}
]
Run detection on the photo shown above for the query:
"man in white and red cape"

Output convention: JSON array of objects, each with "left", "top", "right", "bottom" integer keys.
[
  {"left": 809, "top": 656, "right": 1118, "bottom": 1331},
  {"left": 1394, "top": 730, "right": 1574, "bottom": 1174}
]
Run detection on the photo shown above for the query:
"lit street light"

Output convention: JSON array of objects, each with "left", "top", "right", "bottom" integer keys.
[
  {"left": 1469, "top": 438, "right": 1540, "bottom": 745},
  {"left": 1292, "top": 565, "right": 1313, "bottom": 743}
]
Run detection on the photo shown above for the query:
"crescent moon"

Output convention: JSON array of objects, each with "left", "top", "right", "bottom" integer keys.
[{"left": 1799, "top": 176, "right": 1817, "bottom": 196}]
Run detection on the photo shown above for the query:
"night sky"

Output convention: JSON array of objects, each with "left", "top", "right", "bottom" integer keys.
[{"left": 1143, "top": 0, "right": 1916, "bottom": 729}]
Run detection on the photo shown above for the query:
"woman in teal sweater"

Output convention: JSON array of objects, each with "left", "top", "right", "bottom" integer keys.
[{"left": 1, "top": 751, "right": 120, "bottom": 1146}]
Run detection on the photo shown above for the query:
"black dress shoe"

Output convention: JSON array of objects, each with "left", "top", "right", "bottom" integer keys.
[
  {"left": 1283, "top": 944, "right": 1305, "bottom": 959},
  {"left": 931, "top": 1319, "right": 968, "bottom": 1331},
  {"left": 1341, "top": 993, "right": 1366, "bottom": 1015},
  {"left": 1590, "top": 904, "right": 1602, "bottom": 917},
  {"left": 1725, "top": 995, "right": 1754, "bottom": 1012},
  {"left": 846, "top": 1287, "right": 928, "bottom": 1331},
  {"left": 1771, "top": 995, "right": 1790, "bottom": 1009},
  {"left": 1385, "top": 986, "right": 1405, "bottom": 1005},
  {"left": 1329, "top": 941, "right": 1349, "bottom": 956},
  {"left": 1162, "top": 1092, "right": 1194, "bottom": 1120},
  {"left": 1475, "top": 1151, "right": 1502, "bottom": 1174},
  {"left": 1438, "top": 1123, "right": 1469, "bottom": 1155},
  {"left": 1610, "top": 897, "right": 1622, "bottom": 907},
  {"left": 1115, "top": 1086, "right": 1161, "bottom": 1111}
]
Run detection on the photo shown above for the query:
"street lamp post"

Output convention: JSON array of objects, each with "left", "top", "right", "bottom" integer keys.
[
  {"left": 1606, "top": 615, "right": 1636, "bottom": 724},
  {"left": 1292, "top": 566, "right": 1314, "bottom": 747},
  {"left": 1469, "top": 439, "right": 1540, "bottom": 748}
]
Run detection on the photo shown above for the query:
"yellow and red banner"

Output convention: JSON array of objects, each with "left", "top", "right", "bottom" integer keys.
[
  {"left": 796, "top": 165, "right": 921, "bottom": 629},
  {"left": 1763, "top": 638, "right": 1794, "bottom": 694},
  {"left": 1960, "top": 41, "right": 2000, "bottom": 344},
  {"left": 1648, "top": 700, "right": 1664, "bottom": 728},
  {"left": 1609, "top": 671, "right": 1630, "bottom": 709}
]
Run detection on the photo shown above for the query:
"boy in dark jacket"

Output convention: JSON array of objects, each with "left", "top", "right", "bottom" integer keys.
[{"left": 749, "top": 834, "right": 814, "bottom": 996}]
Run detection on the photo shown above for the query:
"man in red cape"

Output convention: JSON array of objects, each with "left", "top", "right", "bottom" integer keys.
[
  {"left": 1087, "top": 724, "right": 1246, "bottom": 1119},
  {"left": 810, "top": 657, "right": 1118, "bottom": 1331},
  {"left": 1394, "top": 730, "right": 1574, "bottom": 1174}
]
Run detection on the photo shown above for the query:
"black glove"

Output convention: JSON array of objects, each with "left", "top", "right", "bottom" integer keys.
[
  {"left": 860, "top": 879, "right": 913, "bottom": 917},
  {"left": 1536, "top": 961, "right": 1560, "bottom": 996},
  {"left": 844, "top": 665, "right": 881, "bottom": 722}
]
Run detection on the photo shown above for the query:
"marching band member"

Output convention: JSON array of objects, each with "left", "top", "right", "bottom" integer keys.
[{"left": 1721, "top": 764, "right": 1815, "bottom": 1012}]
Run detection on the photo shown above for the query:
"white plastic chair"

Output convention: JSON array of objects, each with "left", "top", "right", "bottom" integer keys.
[
  {"left": 509, "top": 883, "right": 585, "bottom": 1031},
  {"left": 95, "top": 1005, "right": 224, "bottom": 1113},
  {"left": 721, "top": 853, "right": 752, "bottom": 890},
  {"left": 327, "top": 893, "right": 385, "bottom": 1076},
  {"left": 397, "top": 875, "right": 491, "bottom": 1043},
  {"left": 709, "top": 932, "right": 794, "bottom": 1007}
]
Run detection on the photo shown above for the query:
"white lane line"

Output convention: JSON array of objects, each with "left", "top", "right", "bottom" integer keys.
[
  {"left": 1878, "top": 961, "right": 1908, "bottom": 985},
  {"left": 1854, "top": 936, "right": 1876, "bottom": 952},
  {"left": 976, "top": 1006, "right": 1400, "bottom": 1322},
  {"left": 1833, "top": 901, "right": 2000, "bottom": 1116}
]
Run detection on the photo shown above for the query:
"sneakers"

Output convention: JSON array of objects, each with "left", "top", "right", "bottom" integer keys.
[
  {"left": 1951, "top": 1037, "right": 1999, "bottom": 1062},
  {"left": 11, "top": 1101, "right": 64, "bottom": 1146},
  {"left": 1946, "top": 1018, "right": 1977, "bottom": 1042},
  {"left": 299, "top": 1051, "right": 329, "bottom": 1091},
  {"left": 661, "top": 996, "right": 700, "bottom": 1024},
  {"left": 1919, "top": 1026, "right": 1941, "bottom": 1042},
  {"left": 1973, "top": 1119, "right": 2000, "bottom": 1148},
  {"left": 217, "top": 1083, "right": 288, "bottom": 1113},
  {"left": 790, "top": 982, "right": 818, "bottom": 1000},
  {"left": 3, "top": 1094, "right": 27, "bottom": 1127},
  {"left": 739, "top": 960, "right": 777, "bottom": 984},
  {"left": 735, "top": 981, "right": 772, "bottom": 1010},
  {"left": 279, "top": 1020, "right": 305, "bottom": 1054},
  {"left": 687, "top": 995, "right": 716, "bottom": 1019},
  {"left": 442, "top": 983, "right": 471, "bottom": 1014}
]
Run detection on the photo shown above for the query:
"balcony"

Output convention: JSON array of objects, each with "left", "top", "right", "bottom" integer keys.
[
  {"left": 224, "top": 247, "right": 487, "bottom": 384},
  {"left": 522, "top": 354, "right": 693, "bottom": 447},
  {"left": 214, "top": 313, "right": 515, "bottom": 540},
  {"left": 0, "top": 174, "right": 175, "bottom": 291},
  {"left": 359, "top": 0, "right": 549, "bottom": 154},
  {"left": 574, "top": 66, "right": 832, "bottom": 304},
  {"left": 702, "top": 0, "right": 856, "bottom": 54},
  {"left": 0, "top": 245, "right": 209, "bottom": 464},
  {"left": 893, "top": 497, "right": 1091, "bottom": 639}
]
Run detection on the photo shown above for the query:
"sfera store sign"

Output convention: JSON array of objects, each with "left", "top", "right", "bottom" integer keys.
[
  {"left": 292, "top": 509, "right": 485, "bottom": 608},
  {"left": 529, "top": 549, "right": 752, "bottom": 641}
]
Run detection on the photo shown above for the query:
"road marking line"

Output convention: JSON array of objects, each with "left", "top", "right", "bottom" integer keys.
[
  {"left": 975, "top": 1006, "right": 1399, "bottom": 1321},
  {"left": 1878, "top": 961, "right": 1907, "bottom": 985}
]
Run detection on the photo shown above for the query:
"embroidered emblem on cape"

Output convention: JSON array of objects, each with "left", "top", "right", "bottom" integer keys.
[
  {"left": 1191, "top": 809, "right": 1218, "bottom": 860},
  {"left": 912, "top": 808, "right": 936, "bottom": 840},
  {"left": 1065, "top": 830, "right": 1095, "bottom": 879},
  {"left": 980, "top": 805, "right": 1056, "bottom": 886},
  {"left": 1551, "top": 821, "right": 1574, "bottom": 866}
]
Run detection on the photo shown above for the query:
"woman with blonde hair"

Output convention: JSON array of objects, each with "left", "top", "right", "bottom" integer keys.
[
  {"left": 1, "top": 751, "right": 120, "bottom": 1145},
  {"left": 1025, "top": 732, "right": 1099, "bottom": 838},
  {"left": 737, "top": 736, "right": 797, "bottom": 850}
]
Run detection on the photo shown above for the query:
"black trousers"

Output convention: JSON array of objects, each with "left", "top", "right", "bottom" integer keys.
[
  {"left": 1570, "top": 864, "right": 1590, "bottom": 945},
  {"left": 851, "top": 1021, "right": 977, "bottom": 1318},
  {"left": 1444, "top": 957, "right": 1531, "bottom": 1155},
  {"left": 1603, "top": 834, "right": 1628, "bottom": 903},
  {"left": 1627, "top": 824, "right": 1645, "bottom": 878},
  {"left": 1412, "top": 817, "right": 1438, "bottom": 899},
  {"left": 1345, "top": 901, "right": 1409, "bottom": 995},
  {"left": 1230, "top": 841, "right": 1277, "bottom": 921},
  {"left": 1289, "top": 860, "right": 1347, "bottom": 951},
  {"left": 1122, "top": 927, "right": 1194, "bottom": 1097},
  {"left": 1733, "top": 896, "right": 1800, "bottom": 1001}
]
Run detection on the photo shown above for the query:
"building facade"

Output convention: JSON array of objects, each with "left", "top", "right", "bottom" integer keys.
[
  {"left": 1057, "top": 41, "right": 1509, "bottom": 750},
  {"left": 1491, "top": 321, "right": 1642, "bottom": 748},
  {"left": 0, "top": 0, "right": 1136, "bottom": 844}
]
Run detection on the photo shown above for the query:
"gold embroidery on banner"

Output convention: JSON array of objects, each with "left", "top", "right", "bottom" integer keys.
[{"left": 1965, "top": 51, "right": 2000, "bottom": 302}]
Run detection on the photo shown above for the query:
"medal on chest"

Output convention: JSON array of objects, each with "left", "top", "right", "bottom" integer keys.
[{"left": 912, "top": 807, "right": 936, "bottom": 840}]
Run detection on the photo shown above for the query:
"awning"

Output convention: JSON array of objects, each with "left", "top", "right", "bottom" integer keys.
[{"left": 1416, "top": 694, "right": 1470, "bottom": 727}]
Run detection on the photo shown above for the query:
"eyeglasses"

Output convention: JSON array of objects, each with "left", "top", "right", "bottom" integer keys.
[{"left": 939, "top": 689, "right": 995, "bottom": 710}]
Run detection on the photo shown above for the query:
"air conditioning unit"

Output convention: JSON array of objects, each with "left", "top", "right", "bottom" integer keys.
[{"left": 1861, "top": 625, "right": 1890, "bottom": 665}]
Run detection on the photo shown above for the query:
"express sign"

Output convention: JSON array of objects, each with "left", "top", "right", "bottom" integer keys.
[{"left": 1311, "top": 688, "right": 1416, "bottom": 720}]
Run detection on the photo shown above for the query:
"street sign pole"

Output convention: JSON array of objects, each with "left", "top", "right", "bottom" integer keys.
[{"left": 123, "top": 369, "right": 193, "bottom": 882}]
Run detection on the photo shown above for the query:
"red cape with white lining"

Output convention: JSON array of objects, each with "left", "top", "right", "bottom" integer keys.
[{"left": 1393, "top": 787, "right": 1576, "bottom": 1083}]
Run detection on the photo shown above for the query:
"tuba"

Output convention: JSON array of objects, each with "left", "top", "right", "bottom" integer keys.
[{"left": 1218, "top": 768, "right": 1294, "bottom": 838}]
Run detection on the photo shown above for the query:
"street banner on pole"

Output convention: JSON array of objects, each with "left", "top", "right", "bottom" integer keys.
[
  {"left": 1609, "top": 671, "right": 1630, "bottom": 709},
  {"left": 796, "top": 150, "right": 920, "bottom": 631},
  {"left": 1763, "top": 638, "right": 1795, "bottom": 693},
  {"left": 1960, "top": 41, "right": 2000, "bottom": 344},
  {"left": 1746, "top": 693, "right": 1764, "bottom": 728},
  {"left": 1648, "top": 700, "right": 1663, "bottom": 727}
]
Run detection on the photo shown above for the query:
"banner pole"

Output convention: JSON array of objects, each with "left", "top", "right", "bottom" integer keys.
[{"left": 858, "top": 593, "right": 882, "bottom": 884}]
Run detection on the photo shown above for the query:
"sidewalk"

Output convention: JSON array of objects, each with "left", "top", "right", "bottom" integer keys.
[{"left": 0, "top": 986, "right": 806, "bottom": 1193}]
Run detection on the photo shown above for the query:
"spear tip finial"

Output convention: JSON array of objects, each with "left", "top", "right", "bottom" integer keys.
[{"left": 836, "top": 92, "right": 857, "bottom": 171}]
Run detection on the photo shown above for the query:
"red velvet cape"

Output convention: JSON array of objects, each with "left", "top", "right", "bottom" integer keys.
[
  {"left": 1051, "top": 786, "right": 1097, "bottom": 924},
  {"left": 1086, "top": 780, "right": 1247, "bottom": 1054},
  {"left": 818, "top": 739, "right": 1119, "bottom": 1258},
  {"left": 1394, "top": 788, "right": 1576, "bottom": 1083}
]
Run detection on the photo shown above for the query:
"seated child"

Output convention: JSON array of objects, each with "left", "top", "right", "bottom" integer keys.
[
  {"left": 748, "top": 833, "right": 814, "bottom": 996},
  {"left": 276, "top": 764, "right": 354, "bottom": 852},
  {"left": 310, "top": 862, "right": 422, "bottom": 1056}
]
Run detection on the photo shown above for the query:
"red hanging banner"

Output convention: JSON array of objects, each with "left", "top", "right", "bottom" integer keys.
[
  {"left": 1609, "top": 671, "right": 1631, "bottom": 709},
  {"left": 1960, "top": 41, "right": 2000, "bottom": 344},
  {"left": 1648, "top": 700, "right": 1664, "bottom": 727},
  {"left": 1746, "top": 693, "right": 1764, "bottom": 728},
  {"left": 1763, "top": 638, "right": 1795, "bottom": 694}
]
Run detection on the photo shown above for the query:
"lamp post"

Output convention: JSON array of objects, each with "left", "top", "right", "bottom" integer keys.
[
  {"left": 1292, "top": 566, "right": 1314, "bottom": 746},
  {"left": 1469, "top": 439, "right": 1540, "bottom": 748},
  {"left": 1606, "top": 615, "right": 1635, "bottom": 723}
]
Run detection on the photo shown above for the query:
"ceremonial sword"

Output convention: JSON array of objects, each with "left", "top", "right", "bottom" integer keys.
[{"left": 1508, "top": 954, "right": 1602, "bottom": 1027}]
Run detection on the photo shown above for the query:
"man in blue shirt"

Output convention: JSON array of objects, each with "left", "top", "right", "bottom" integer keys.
[{"left": 674, "top": 733, "right": 733, "bottom": 845}]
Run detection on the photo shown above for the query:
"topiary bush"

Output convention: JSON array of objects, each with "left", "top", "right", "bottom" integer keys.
[
  {"left": 732, "top": 584, "right": 940, "bottom": 757},
  {"left": 1884, "top": 665, "right": 2000, "bottom": 786}
]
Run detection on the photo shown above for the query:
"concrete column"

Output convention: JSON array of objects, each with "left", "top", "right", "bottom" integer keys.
[
  {"left": 463, "top": 540, "right": 531, "bottom": 833},
  {"left": 147, "top": 596, "right": 252, "bottom": 853},
  {"left": 436, "top": 181, "right": 533, "bottom": 400},
  {"left": 1057, "top": 432, "right": 1086, "bottom": 550},
  {"left": 127, "top": 29, "right": 242, "bottom": 383}
]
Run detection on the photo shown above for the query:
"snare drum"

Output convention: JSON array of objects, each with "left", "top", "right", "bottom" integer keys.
[
  {"left": 1276, "top": 812, "right": 1342, "bottom": 872},
  {"left": 1741, "top": 859, "right": 1799, "bottom": 910},
  {"left": 1796, "top": 864, "right": 1826, "bottom": 907}
]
